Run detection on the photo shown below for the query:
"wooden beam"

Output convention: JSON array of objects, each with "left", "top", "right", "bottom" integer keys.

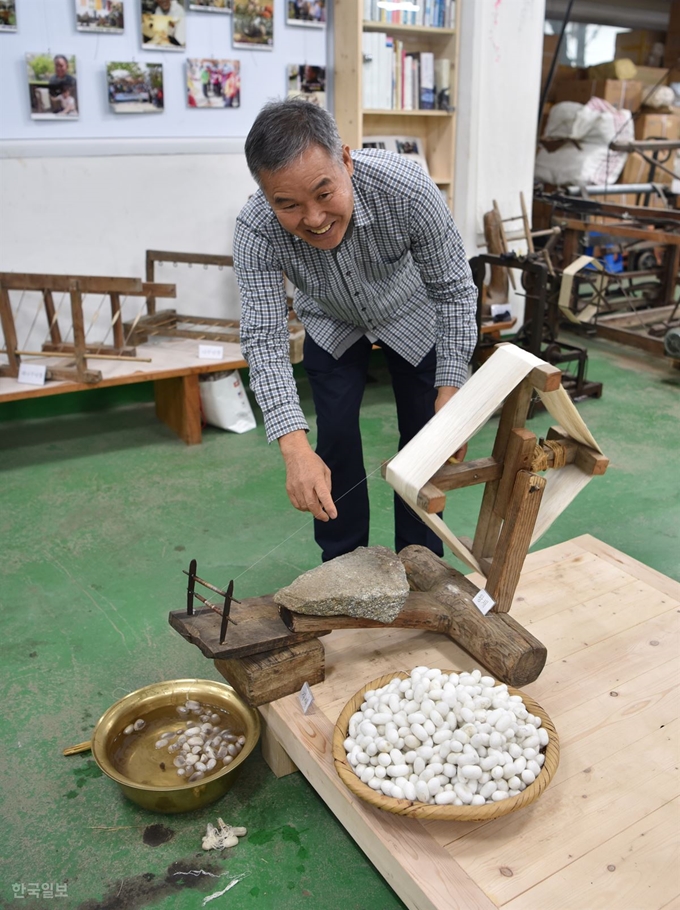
[
  {"left": 493, "top": 427, "right": 538, "bottom": 519},
  {"left": 0, "top": 285, "right": 19, "bottom": 377},
  {"left": 146, "top": 250, "right": 234, "bottom": 268},
  {"left": 487, "top": 470, "right": 546, "bottom": 613},
  {"left": 547, "top": 426, "right": 609, "bottom": 476},
  {"left": 557, "top": 219, "right": 680, "bottom": 246},
  {"left": 69, "top": 287, "right": 88, "bottom": 383},
  {"left": 473, "top": 375, "right": 534, "bottom": 560},
  {"left": 0, "top": 273, "right": 145, "bottom": 294},
  {"left": 154, "top": 373, "right": 202, "bottom": 445},
  {"left": 42, "top": 289, "right": 62, "bottom": 346}
]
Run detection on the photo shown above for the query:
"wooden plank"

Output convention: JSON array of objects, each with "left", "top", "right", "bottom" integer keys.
[
  {"left": 430, "top": 457, "right": 503, "bottom": 492},
  {"left": 528, "top": 363, "right": 562, "bottom": 392},
  {"left": 154, "top": 373, "right": 202, "bottom": 445},
  {"left": 146, "top": 249, "right": 234, "bottom": 268},
  {"left": 259, "top": 696, "right": 498, "bottom": 910},
  {"left": 0, "top": 273, "right": 145, "bottom": 293},
  {"left": 502, "top": 800, "right": 680, "bottom": 910},
  {"left": 593, "top": 321, "right": 668, "bottom": 358},
  {"left": 214, "top": 638, "right": 325, "bottom": 706},
  {"left": 168, "top": 597, "right": 331, "bottom": 660},
  {"left": 145, "top": 327, "right": 241, "bottom": 343},
  {"left": 545, "top": 426, "right": 608, "bottom": 476},
  {"left": 145, "top": 249, "right": 156, "bottom": 314},
  {"left": 558, "top": 219, "right": 680, "bottom": 246},
  {"left": 260, "top": 723, "right": 299, "bottom": 778},
  {"left": 573, "top": 534, "right": 680, "bottom": 598},
  {"left": 446, "top": 720, "right": 679, "bottom": 905},
  {"left": 0, "top": 339, "right": 247, "bottom": 404},
  {"left": 486, "top": 471, "right": 546, "bottom": 613},
  {"left": 139, "top": 282, "right": 177, "bottom": 299}
]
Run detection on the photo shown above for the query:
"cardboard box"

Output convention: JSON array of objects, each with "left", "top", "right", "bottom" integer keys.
[
  {"left": 615, "top": 29, "right": 666, "bottom": 66},
  {"left": 634, "top": 65, "right": 671, "bottom": 86},
  {"left": 634, "top": 111, "right": 680, "bottom": 139},
  {"left": 553, "top": 78, "right": 642, "bottom": 111}
]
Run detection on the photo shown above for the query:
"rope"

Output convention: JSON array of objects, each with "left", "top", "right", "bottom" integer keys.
[{"left": 533, "top": 440, "right": 568, "bottom": 472}]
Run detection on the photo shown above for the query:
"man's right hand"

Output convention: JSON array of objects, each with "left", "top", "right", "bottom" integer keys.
[{"left": 278, "top": 430, "right": 337, "bottom": 522}]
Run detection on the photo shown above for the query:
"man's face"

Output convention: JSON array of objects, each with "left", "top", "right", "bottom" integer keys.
[
  {"left": 157, "top": 0, "right": 171, "bottom": 10},
  {"left": 259, "top": 144, "right": 354, "bottom": 251},
  {"left": 54, "top": 57, "right": 68, "bottom": 78}
]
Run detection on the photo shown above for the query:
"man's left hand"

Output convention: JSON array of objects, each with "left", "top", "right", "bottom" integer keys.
[{"left": 434, "top": 386, "right": 468, "bottom": 461}]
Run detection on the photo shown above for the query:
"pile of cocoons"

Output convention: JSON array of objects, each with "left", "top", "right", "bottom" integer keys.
[
  {"left": 151, "top": 699, "right": 245, "bottom": 783},
  {"left": 343, "top": 667, "right": 549, "bottom": 806}
]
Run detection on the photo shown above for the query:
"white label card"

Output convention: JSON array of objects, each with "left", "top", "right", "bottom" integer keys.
[
  {"left": 473, "top": 588, "right": 495, "bottom": 615},
  {"left": 17, "top": 363, "right": 47, "bottom": 386},
  {"left": 199, "top": 344, "right": 224, "bottom": 360},
  {"left": 299, "top": 682, "right": 314, "bottom": 714}
]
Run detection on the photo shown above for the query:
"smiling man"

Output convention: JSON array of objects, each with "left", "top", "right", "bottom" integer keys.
[{"left": 233, "top": 99, "right": 477, "bottom": 562}]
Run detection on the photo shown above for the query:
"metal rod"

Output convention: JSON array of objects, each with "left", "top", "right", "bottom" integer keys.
[
  {"left": 186, "top": 558, "right": 197, "bottom": 615},
  {"left": 182, "top": 569, "right": 227, "bottom": 598},
  {"left": 220, "top": 580, "right": 234, "bottom": 645},
  {"left": 192, "top": 590, "right": 238, "bottom": 625}
]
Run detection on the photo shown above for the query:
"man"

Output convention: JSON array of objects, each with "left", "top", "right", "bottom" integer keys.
[
  {"left": 233, "top": 99, "right": 477, "bottom": 562},
  {"left": 153, "top": 0, "right": 185, "bottom": 46},
  {"left": 48, "top": 55, "right": 77, "bottom": 112}
]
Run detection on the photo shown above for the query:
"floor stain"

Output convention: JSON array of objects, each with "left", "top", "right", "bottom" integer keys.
[
  {"left": 142, "top": 824, "right": 175, "bottom": 847},
  {"left": 75, "top": 858, "right": 222, "bottom": 909}
]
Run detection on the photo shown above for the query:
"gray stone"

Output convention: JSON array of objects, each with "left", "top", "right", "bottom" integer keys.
[{"left": 273, "top": 546, "right": 409, "bottom": 623}]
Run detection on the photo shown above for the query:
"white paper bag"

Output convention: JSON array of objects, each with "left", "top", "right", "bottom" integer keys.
[{"left": 199, "top": 370, "right": 256, "bottom": 434}]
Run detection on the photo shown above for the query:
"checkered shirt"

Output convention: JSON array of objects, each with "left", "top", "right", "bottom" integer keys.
[{"left": 233, "top": 148, "right": 478, "bottom": 443}]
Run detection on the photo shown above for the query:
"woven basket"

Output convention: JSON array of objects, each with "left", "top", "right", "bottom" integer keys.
[{"left": 332, "top": 670, "right": 560, "bottom": 821}]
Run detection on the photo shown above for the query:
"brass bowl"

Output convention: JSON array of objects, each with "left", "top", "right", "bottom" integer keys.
[{"left": 91, "top": 678, "right": 261, "bottom": 814}]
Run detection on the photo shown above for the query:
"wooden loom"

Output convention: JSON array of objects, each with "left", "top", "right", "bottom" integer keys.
[
  {"left": 0, "top": 272, "right": 176, "bottom": 384},
  {"left": 170, "top": 344, "right": 608, "bottom": 705}
]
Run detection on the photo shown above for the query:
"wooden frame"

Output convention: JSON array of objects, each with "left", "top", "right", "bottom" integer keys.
[
  {"left": 141, "top": 249, "right": 306, "bottom": 364},
  {"left": 385, "top": 344, "right": 608, "bottom": 612},
  {"left": 0, "top": 272, "right": 176, "bottom": 385}
]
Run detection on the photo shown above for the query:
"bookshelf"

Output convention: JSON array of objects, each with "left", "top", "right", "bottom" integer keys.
[{"left": 334, "top": 0, "right": 460, "bottom": 209}]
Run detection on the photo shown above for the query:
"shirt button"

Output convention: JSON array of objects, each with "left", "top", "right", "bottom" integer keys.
[
  {"left": 354, "top": 292, "right": 360, "bottom": 297},
  {"left": 346, "top": 272, "right": 352, "bottom": 277}
]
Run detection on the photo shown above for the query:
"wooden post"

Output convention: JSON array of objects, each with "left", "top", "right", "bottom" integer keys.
[
  {"left": 69, "top": 285, "right": 88, "bottom": 383},
  {"left": 493, "top": 427, "right": 538, "bottom": 519},
  {"left": 145, "top": 250, "right": 156, "bottom": 315},
  {"left": 109, "top": 292, "right": 125, "bottom": 351},
  {"left": 42, "top": 289, "right": 63, "bottom": 346},
  {"left": 0, "top": 284, "right": 19, "bottom": 377},
  {"left": 486, "top": 470, "right": 546, "bottom": 613},
  {"left": 473, "top": 376, "right": 534, "bottom": 560},
  {"left": 154, "top": 374, "right": 202, "bottom": 445}
]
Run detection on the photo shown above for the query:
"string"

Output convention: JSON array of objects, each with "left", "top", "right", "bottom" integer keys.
[
  {"left": 85, "top": 294, "right": 108, "bottom": 340},
  {"left": 229, "top": 459, "right": 388, "bottom": 585},
  {"left": 22, "top": 297, "right": 43, "bottom": 351}
]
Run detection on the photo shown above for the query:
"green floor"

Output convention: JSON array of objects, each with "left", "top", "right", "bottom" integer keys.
[{"left": 1, "top": 333, "right": 678, "bottom": 910}]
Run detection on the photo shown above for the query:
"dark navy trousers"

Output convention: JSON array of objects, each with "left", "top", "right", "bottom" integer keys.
[{"left": 302, "top": 332, "right": 444, "bottom": 562}]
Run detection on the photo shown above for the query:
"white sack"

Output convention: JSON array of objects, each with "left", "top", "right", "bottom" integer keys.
[{"left": 199, "top": 370, "right": 256, "bottom": 434}]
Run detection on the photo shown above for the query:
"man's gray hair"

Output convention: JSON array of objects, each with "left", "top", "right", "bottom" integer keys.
[{"left": 245, "top": 99, "right": 344, "bottom": 185}]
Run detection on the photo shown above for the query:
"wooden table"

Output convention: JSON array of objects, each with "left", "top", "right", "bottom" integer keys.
[
  {"left": 260, "top": 535, "right": 679, "bottom": 910},
  {"left": 0, "top": 338, "right": 247, "bottom": 444}
]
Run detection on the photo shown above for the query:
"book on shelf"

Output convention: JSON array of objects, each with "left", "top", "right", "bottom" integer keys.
[
  {"left": 434, "top": 58, "right": 451, "bottom": 110},
  {"left": 363, "top": 0, "right": 454, "bottom": 28},
  {"left": 362, "top": 36, "right": 441, "bottom": 112}
]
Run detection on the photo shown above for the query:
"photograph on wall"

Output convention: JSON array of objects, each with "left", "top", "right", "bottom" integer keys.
[
  {"left": 141, "top": 0, "right": 186, "bottom": 50},
  {"left": 107, "top": 61, "right": 164, "bottom": 113},
  {"left": 287, "top": 0, "right": 324, "bottom": 27},
  {"left": 187, "top": 58, "right": 240, "bottom": 108},
  {"left": 287, "top": 65, "right": 325, "bottom": 108},
  {"left": 26, "top": 54, "right": 79, "bottom": 119},
  {"left": 76, "top": 0, "right": 124, "bottom": 32},
  {"left": 0, "top": 0, "right": 17, "bottom": 31},
  {"left": 189, "top": 0, "right": 232, "bottom": 11},
  {"left": 232, "top": 0, "right": 272, "bottom": 49},
  {"left": 362, "top": 135, "right": 429, "bottom": 174}
]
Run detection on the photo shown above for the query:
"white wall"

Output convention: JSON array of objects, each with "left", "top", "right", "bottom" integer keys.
[
  {"left": 0, "top": 0, "right": 327, "bottom": 140},
  {"left": 454, "top": 0, "right": 546, "bottom": 323},
  {"left": 0, "top": 143, "right": 256, "bottom": 325},
  {"left": 0, "top": 0, "right": 547, "bottom": 333}
]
